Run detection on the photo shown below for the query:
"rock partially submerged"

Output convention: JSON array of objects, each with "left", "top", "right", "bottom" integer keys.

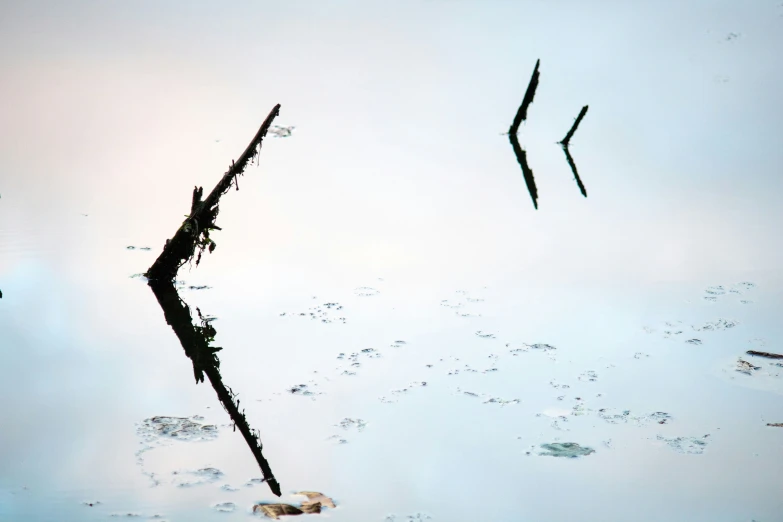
[{"left": 253, "top": 491, "right": 335, "bottom": 519}]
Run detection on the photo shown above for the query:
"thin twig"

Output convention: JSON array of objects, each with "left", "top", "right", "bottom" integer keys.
[
  {"left": 509, "top": 59, "right": 540, "bottom": 135},
  {"left": 559, "top": 105, "right": 589, "bottom": 146},
  {"left": 509, "top": 133, "right": 538, "bottom": 209},
  {"left": 747, "top": 350, "right": 783, "bottom": 360},
  {"left": 561, "top": 144, "right": 587, "bottom": 198}
]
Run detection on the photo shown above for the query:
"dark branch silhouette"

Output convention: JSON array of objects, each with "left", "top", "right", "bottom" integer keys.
[
  {"left": 148, "top": 280, "right": 282, "bottom": 497},
  {"left": 146, "top": 104, "right": 281, "bottom": 282},
  {"left": 509, "top": 59, "right": 541, "bottom": 135},
  {"left": 559, "top": 105, "right": 589, "bottom": 147},
  {"left": 509, "top": 133, "right": 538, "bottom": 209},
  {"left": 561, "top": 144, "right": 587, "bottom": 198},
  {"left": 747, "top": 350, "right": 783, "bottom": 360},
  {"left": 507, "top": 60, "right": 542, "bottom": 209}
]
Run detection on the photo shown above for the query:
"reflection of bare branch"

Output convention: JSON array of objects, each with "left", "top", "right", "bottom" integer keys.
[
  {"left": 509, "top": 59, "right": 541, "bottom": 135},
  {"left": 509, "top": 133, "right": 538, "bottom": 209},
  {"left": 559, "top": 105, "right": 589, "bottom": 147},
  {"left": 146, "top": 104, "right": 281, "bottom": 282},
  {"left": 149, "top": 281, "right": 282, "bottom": 497},
  {"left": 561, "top": 144, "right": 587, "bottom": 198}
]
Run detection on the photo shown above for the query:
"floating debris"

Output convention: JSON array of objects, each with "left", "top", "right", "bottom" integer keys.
[
  {"left": 634, "top": 352, "right": 650, "bottom": 359},
  {"left": 736, "top": 359, "right": 761, "bottom": 375},
  {"left": 767, "top": 423, "right": 783, "bottom": 427},
  {"left": 597, "top": 409, "right": 671, "bottom": 426},
  {"left": 287, "top": 384, "right": 322, "bottom": 398},
  {"left": 253, "top": 491, "right": 334, "bottom": 519},
  {"left": 268, "top": 125, "right": 295, "bottom": 138},
  {"left": 254, "top": 504, "right": 306, "bottom": 519},
  {"left": 245, "top": 477, "right": 267, "bottom": 487},
  {"left": 336, "top": 418, "right": 367, "bottom": 432},
  {"left": 354, "top": 286, "right": 379, "bottom": 297},
  {"left": 172, "top": 467, "right": 224, "bottom": 487},
  {"left": 390, "top": 340, "right": 407, "bottom": 348},
  {"left": 385, "top": 514, "right": 432, "bottom": 522},
  {"left": 391, "top": 381, "right": 427, "bottom": 395},
  {"left": 475, "top": 331, "right": 495, "bottom": 339},
  {"left": 656, "top": 434, "right": 710, "bottom": 454},
  {"left": 212, "top": 502, "right": 236, "bottom": 512},
  {"left": 685, "top": 339, "right": 703, "bottom": 345},
  {"left": 527, "top": 343, "right": 556, "bottom": 351},
  {"left": 281, "top": 302, "right": 346, "bottom": 324},
  {"left": 293, "top": 491, "right": 336, "bottom": 509},
  {"left": 187, "top": 285, "right": 211, "bottom": 291},
  {"left": 126, "top": 246, "right": 152, "bottom": 251},
  {"left": 109, "top": 513, "right": 142, "bottom": 517},
  {"left": 136, "top": 416, "right": 219, "bottom": 443},
  {"left": 705, "top": 285, "right": 727, "bottom": 296},
  {"left": 693, "top": 319, "right": 739, "bottom": 332},
  {"left": 81, "top": 500, "right": 102, "bottom": 507},
  {"left": 220, "top": 484, "right": 239, "bottom": 492},
  {"left": 539, "top": 442, "right": 595, "bottom": 458},
  {"left": 578, "top": 370, "right": 598, "bottom": 382},
  {"left": 456, "top": 387, "right": 519, "bottom": 406}
]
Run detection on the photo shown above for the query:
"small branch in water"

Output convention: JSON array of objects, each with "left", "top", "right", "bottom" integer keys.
[
  {"left": 509, "top": 59, "right": 541, "bottom": 135},
  {"left": 768, "top": 423, "right": 783, "bottom": 427},
  {"left": 746, "top": 350, "right": 783, "bottom": 360},
  {"left": 146, "top": 104, "right": 281, "bottom": 282},
  {"left": 558, "top": 105, "right": 589, "bottom": 147},
  {"left": 560, "top": 144, "right": 587, "bottom": 198}
]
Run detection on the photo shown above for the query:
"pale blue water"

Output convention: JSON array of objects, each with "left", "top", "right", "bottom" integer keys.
[{"left": 2, "top": 1, "right": 783, "bottom": 521}]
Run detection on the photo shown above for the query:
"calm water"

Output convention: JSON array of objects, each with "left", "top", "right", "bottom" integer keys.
[{"left": 2, "top": 2, "right": 783, "bottom": 521}]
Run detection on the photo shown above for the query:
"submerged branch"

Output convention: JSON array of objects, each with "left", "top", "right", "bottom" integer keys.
[
  {"left": 561, "top": 144, "right": 587, "bottom": 198},
  {"left": 559, "top": 105, "right": 589, "bottom": 147},
  {"left": 509, "top": 59, "right": 541, "bottom": 135},
  {"left": 509, "top": 133, "right": 538, "bottom": 209},
  {"left": 146, "top": 104, "right": 281, "bottom": 282},
  {"left": 148, "top": 280, "right": 282, "bottom": 497}
]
